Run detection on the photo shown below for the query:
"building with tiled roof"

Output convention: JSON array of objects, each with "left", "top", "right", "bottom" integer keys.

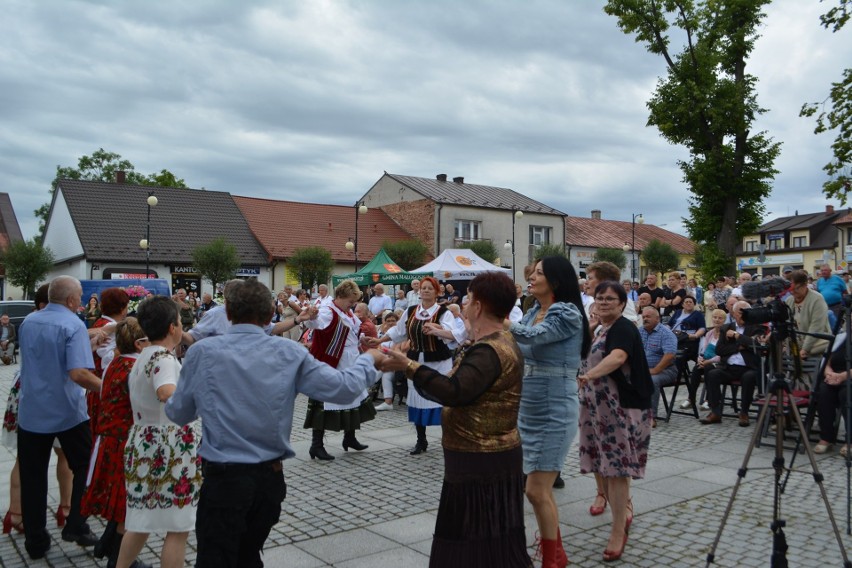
[
  {"left": 736, "top": 205, "right": 844, "bottom": 275},
  {"left": 233, "top": 196, "right": 416, "bottom": 289},
  {"left": 43, "top": 179, "right": 269, "bottom": 294},
  {"left": 0, "top": 192, "right": 25, "bottom": 298},
  {"left": 565, "top": 210, "right": 696, "bottom": 280},
  {"left": 361, "top": 172, "right": 566, "bottom": 282}
]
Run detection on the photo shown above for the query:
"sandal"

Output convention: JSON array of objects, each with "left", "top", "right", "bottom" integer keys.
[
  {"left": 841, "top": 445, "right": 849, "bottom": 458},
  {"left": 55, "top": 504, "right": 70, "bottom": 528},
  {"left": 589, "top": 491, "right": 608, "bottom": 516},
  {"left": 814, "top": 441, "right": 833, "bottom": 454},
  {"left": 3, "top": 510, "right": 24, "bottom": 534}
]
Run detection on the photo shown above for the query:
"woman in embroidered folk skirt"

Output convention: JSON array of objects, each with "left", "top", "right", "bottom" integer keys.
[
  {"left": 365, "top": 276, "right": 455, "bottom": 455},
  {"left": 117, "top": 297, "right": 201, "bottom": 568},
  {"left": 303, "top": 280, "right": 376, "bottom": 460}
]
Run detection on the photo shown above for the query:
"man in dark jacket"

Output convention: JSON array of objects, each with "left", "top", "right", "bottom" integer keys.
[{"left": 701, "top": 301, "right": 767, "bottom": 426}]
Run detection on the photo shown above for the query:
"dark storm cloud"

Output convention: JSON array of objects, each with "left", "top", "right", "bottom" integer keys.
[{"left": 0, "top": 0, "right": 849, "bottom": 239}]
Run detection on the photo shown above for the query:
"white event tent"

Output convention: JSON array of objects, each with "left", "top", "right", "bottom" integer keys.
[{"left": 412, "top": 248, "right": 512, "bottom": 280}]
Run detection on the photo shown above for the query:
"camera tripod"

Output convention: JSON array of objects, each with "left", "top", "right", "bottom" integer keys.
[{"left": 706, "top": 330, "right": 851, "bottom": 567}]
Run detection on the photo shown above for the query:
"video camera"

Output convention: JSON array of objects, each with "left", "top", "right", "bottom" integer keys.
[{"left": 741, "top": 298, "right": 790, "bottom": 326}]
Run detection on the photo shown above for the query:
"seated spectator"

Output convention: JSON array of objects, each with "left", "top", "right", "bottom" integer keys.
[
  {"left": 682, "top": 309, "right": 726, "bottom": 411},
  {"left": 0, "top": 314, "right": 15, "bottom": 365},
  {"left": 394, "top": 289, "right": 409, "bottom": 312},
  {"left": 701, "top": 301, "right": 767, "bottom": 426},
  {"left": 638, "top": 307, "right": 678, "bottom": 427},
  {"left": 667, "top": 296, "right": 706, "bottom": 364},
  {"left": 814, "top": 339, "right": 851, "bottom": 454},
  {"left": 785, "top": 270, "right": 831, "bottom": 361}
]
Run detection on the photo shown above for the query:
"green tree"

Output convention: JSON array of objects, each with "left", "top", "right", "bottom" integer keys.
[
  {"left": 594, "top": 247, "right": 627, "bottom": 269},
  {"left": 192, "top": 237, "right": 241, "bottom": 295},
  {"left": 459, "top": 240, "right": 499, "bottom": 264},
  {"left": 801, "top": 0, "right": 851, "bottom": 202},
  {"left": 36, "top": 148, "right": 187, "bottom": 238},
  {"left": 605, "top": 1, "right": 780, "bottom": 275},
  {"left": 382, "top": 240, "right": 429, "bottom": 271},
  {"left": 641, "top": 239, "right": 680, "bottom": 279},
  {"left": 289, "top": 246, "right": 335, "bottom": 290},
  {"left": 1, "top": 239, "right": 55, "bottom": 299},
  {"left": 532, "top": 243, "right": 568, "bottom": 262}
]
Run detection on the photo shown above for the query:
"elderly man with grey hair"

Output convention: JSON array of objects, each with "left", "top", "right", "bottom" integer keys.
[
  {"left": 700, "top": 300, "right": 767, "bottom": 426},
  {"left": 17, "top": 276, "right": 103, "bottom": 559}
]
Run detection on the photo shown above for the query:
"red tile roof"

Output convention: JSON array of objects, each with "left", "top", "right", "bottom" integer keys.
[
  {"left": 565, "top": 216, "right": 695, "bottom": 255},
  {"left": 233, "top": 196, "right": 415, "bottom": 262}
]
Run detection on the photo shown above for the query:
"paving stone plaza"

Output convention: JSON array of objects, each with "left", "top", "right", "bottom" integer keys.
[{"left": 3, "top": 360, "right": 852, "bottom": 567}]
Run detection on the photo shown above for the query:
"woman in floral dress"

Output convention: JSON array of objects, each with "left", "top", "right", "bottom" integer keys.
[
  {"left": 577, "top": 281, "right": 653, "bottom": 562},
  {"left": 80, "top": 317, "right": 149, "bottom": 566},
  {"left": 117, "top": 297, "right": 200, "bottom": 568}
]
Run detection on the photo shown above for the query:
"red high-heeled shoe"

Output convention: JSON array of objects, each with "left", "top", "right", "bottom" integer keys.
[
  {"left": 3, "top": 510, "right": 24, "bottom": 534},
  {"left": 602, "top": 530, "right": 628, "bottom": 562},
  {"left": 55, "top": 505, "right": 70, "bottom": 527}
]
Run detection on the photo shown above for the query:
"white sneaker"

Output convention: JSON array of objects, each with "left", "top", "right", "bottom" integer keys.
[
  {"left": 375, "top": 402, "right": 393, "bottom": 411},
  {"left": 700, "top": 401, "right": 710, "bottom": 411},
  {"left": 679, "top": 400, "right": 693, "bottom": 409}
]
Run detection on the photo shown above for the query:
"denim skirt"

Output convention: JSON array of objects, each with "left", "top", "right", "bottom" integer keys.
[{"left": 517, "top": 364, "right": 578, "bottom": 474}]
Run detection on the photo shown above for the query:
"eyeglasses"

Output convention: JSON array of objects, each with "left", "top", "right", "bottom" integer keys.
[{"left": 595, "top": 296, "right": 621, "bottom": 303}]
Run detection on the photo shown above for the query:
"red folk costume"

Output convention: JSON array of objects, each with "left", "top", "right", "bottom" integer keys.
[
  {"left": 87, "top": 316, "right": 114, "bottom": 435},
  {"left": 81, "top": 354, "right": 138, "bottom": 521}
]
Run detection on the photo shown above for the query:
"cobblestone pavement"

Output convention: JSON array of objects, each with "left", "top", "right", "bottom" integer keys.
[{"left": 3, "top": 360, "right": 852, "bottom": 567}]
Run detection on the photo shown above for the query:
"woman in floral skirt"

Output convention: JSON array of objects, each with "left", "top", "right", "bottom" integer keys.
[
  {"left": 117, "top": 297, "right": 200, "bottom": 568},
  {"left": 577, "top": 281, "right": 653, "bottom": 562},
  {"left": 80, "top": 317, "right": 149, "bottom": 567}
]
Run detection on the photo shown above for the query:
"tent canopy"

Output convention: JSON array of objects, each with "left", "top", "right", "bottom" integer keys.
[
  {"left": 331, "top": 248, "right": 420, "bottom": 287},
  {"left": 411, "top": 248, "right": 511, "bottom": 280}
]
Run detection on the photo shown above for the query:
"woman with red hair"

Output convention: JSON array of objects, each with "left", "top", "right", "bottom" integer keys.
[{"left": 366, "top": 276, "right": 455, "bottom": 454}]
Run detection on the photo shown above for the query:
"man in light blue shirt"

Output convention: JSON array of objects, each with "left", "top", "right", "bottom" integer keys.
[
  {"left": 638, "top": 306, "right": 678, "bottom": 426},
  {"left": 17, "top": 276, "right": 102, "bottom": 559},
  {"left": 166, "top": 279, "right": 384, "bottom": 567},
  {"left": 816, "top": 264, "right": 848, "bottom": 319}
]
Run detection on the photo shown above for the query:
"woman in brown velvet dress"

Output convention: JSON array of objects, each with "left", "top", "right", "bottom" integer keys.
[{"left": 381, "top": 271, "right": 531, "bottom": 568}]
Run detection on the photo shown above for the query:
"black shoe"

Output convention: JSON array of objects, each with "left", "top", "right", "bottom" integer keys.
[
  {"left": 309, "top": 446, "right": 335, "bottom": 461},
  {"left": 25, "top": 538, "right": 51, "bottom": 560},
  {"left": 95, "top": 520, "right": 118, "bottom": 559},
  {"left": 62, "top": 526, "right": 99, "bottom": 547},
  {"left": 553, "top": 473, "right": 565, "bottom": 489},
  {"left": 342, "top": 437, "right": 368, "bottom": 452},
  {"left": 409, "top": 442, "right": 427, "bottom": 455}
]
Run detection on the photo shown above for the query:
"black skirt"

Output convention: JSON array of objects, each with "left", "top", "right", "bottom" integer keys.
[
  {"left": 429, "top": 445, "right": 532, "bottom": 568},
  {"left": 302, "top": 397, "right": 376, "bottom": 431}
]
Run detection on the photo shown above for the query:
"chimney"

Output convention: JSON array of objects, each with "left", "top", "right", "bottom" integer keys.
[
  {"left": 453, "top": 176, "right": 464, "bottom": 184},
  {"left": 591, "top": 209, "right": 601, "bottom": 220},
  {"left": 436, "top": 173, "right": 447, "bottom": 182},
  {"left": 827, "top": 205, "right": 835, "bottom": 215},
  {"left": 115, "top": 170, "right": 126, "bottom": 184}
]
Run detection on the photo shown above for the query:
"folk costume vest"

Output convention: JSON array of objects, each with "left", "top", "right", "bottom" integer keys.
[{"left": 405, "top": 304, "right": 452, "bottom": 362}]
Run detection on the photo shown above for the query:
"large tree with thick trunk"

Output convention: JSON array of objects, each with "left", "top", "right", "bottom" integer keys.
[{"left": 605, "top": 0, "right": 781, "bottom": 278}]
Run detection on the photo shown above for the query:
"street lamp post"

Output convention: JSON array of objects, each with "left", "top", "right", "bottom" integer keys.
[
  {"left": 631, "top": 213, "right": 644, "bottom": 281},
  {"left": 346, "top": 201, "right": 368, "bottom": 271},
  {"left": 139, "top": 192, "right": 158, "bottom": 279},
  {"left": 508, "top": 210, "right": 523, "bottom": 281}
]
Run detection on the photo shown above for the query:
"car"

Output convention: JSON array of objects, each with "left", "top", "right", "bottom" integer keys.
[{"left": 0, "top": 300, "right": 36, "bottom": 337}]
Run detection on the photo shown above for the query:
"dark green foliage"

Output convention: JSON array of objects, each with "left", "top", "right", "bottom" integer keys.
[
  {"left": 288, "top": 246, "right": 335, "bottom": 290},
  {"left": 382, "top": 240, "right": 429, "bottom": 271},
  {"left": 1, "top": 239, "right": 55, "bottom": 299},
  {"left": 594, "top": 247, "right": 627, "bottom": 269},
  {"left": 192, "top": 238, "right": 241, "bottom": 294}
]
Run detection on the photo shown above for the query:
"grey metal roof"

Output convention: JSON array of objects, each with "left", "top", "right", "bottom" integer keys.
[
  {"left": 383, "top": 173, "right": 566, "bottom": 216},
  {"left": 55, "top": 180, "right": 268, "bottom": 265},
  {"left": 759, "top": 211, "right": 840, "bottom": 232}
]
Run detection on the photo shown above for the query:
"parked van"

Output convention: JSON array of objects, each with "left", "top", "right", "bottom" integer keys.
[
  {"left": 0, "top": 300, "right": 35, "bottom": 336},
  {"left": 80, "top": 279, "right": 172, "bottom": 301}
]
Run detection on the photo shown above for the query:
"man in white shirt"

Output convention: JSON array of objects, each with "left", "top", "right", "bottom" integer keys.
[
  {"left": 314, "top": 284, "right": 333, "bottom": 308},
  {"left": 406, "top": 279, "right": 421, "bottom": 307},
  {"left": 368, "top": 284, "right": 393, "bottom": 323}
]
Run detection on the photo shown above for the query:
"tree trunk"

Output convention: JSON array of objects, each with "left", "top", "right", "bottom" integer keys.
[{"left": 717, "top": 197, "right": 740, "bottom": 274}]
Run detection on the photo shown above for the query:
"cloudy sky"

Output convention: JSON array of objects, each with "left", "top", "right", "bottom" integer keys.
[{"left": 1, "top": 0, "right": 849, "bottom": 240}]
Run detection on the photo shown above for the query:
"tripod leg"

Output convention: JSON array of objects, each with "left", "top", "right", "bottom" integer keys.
[
  {"left": 705, "top": 389, "right": 775, "bottom": 566},
  {"left": 785, "top": 391, "right": 852, "bottom": 565}
]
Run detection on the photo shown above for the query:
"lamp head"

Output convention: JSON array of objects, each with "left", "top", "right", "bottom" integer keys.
[
  {"left": 345, "top": 240, "right": 355, "bottom": 251},
  {"left": 147, "top": 195, "right": 158, "bottom": 207},
  {"left": 139, "top": 238, "right": 149, "bottom": 250}
]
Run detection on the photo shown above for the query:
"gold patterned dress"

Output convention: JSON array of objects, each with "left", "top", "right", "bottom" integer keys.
[
  {"left": 409, "top": 330, "right": 532, "bottom": 568},
  {"left": 124, "top": 346, "right": 201, "bottom": 532}
]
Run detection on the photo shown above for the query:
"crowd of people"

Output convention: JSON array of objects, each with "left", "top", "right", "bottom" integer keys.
[{"left": 3, "top": 259, "right": 852, "bottom": 567}]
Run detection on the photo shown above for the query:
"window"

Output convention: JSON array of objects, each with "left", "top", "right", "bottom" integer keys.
[
  {"left": 767, "top": 238, "right": 783, "bottom": 250},
  {"left": 530, "top": 226, "right": 552, "bottom": 246},
  {"left": 454, "top": 220, "right": 481, "bottom": 241},
  {"left": 792, "top": 236, "right": 807, "bottom": 248},
  {"left": 745, "top": 241, "right": 758, "bottom": 252}
]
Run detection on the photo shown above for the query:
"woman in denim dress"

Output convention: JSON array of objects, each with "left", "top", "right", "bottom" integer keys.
[{"left": 508, "top": 256, "right": 590, "bottom": 568}]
